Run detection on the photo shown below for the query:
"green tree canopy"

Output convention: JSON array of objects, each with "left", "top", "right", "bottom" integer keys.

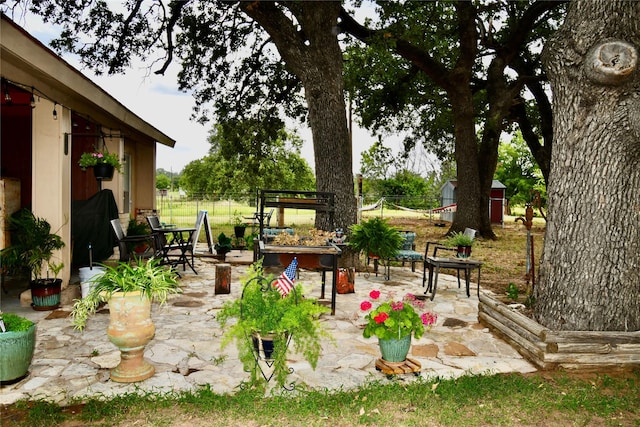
[
  {"left": 180, "top": 121, "right": 314, "bottom": 199},
  {"left": 155, "top": 174, "right": 171, "bottom": 191},
  {"left": 494, "top": 132, "right": 545, "bottom": 207},
  {"left": 340, "top": 1, "right": 564, "bottom": 237}
]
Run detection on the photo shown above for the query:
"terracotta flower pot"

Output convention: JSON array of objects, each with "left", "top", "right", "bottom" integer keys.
[{"left": 106, "top": 291, "right": 156, "bottom": 382}]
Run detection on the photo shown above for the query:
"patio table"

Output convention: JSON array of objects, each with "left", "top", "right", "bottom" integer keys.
[
  {"left": 155, "top": 226, "right": 197, "bottom": 274},
  {"left": 422, "top": 256, "right": 483, "bottom": 301}
]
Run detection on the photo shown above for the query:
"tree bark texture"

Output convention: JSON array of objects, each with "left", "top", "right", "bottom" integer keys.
[
  {"left": 242, "top": 2, "right": 357, "bottom": 232},
  {"left": 537, "top": 0, "right": 640, "bottom": 331}
]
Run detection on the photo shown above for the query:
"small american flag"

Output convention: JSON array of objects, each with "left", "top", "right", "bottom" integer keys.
[{"left": 274, "top": 258, "right": 297, "bottom": 297}]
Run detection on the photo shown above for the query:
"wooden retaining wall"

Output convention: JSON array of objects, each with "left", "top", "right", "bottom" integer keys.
[{"left": 478, "top": 293, "right": 640, "bottom": 370}]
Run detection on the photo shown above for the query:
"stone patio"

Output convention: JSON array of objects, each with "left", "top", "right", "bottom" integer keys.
[{"left": 0, "top": 250, "right": 536, "bottom": 405}]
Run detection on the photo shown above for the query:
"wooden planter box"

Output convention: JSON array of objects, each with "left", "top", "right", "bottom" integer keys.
[{"left": 478, "top": 292, "right": 640, "bottom": 370}]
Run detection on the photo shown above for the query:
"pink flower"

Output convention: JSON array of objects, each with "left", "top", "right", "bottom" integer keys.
[
  {"left": 391, "top": 301, "right": 404, "bottom": 311},
  {"left": 421, "top": 312, "right": 438, "bottom": 326},
  {"left": 412, "top": 300, "right": 425, "bottom": 309},
  {"left": 360, "top": 301, "right": 372, "bottom": 311},
  {"left": 369, "top": 290, "right": 381, "bottom": 300},
  {"left": 374, "top": 312, "right": 389, "bottom": 324}
]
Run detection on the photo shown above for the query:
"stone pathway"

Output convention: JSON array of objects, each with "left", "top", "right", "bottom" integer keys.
[{"left": 0, "top": 252, "right": 536, "bottom": 405}]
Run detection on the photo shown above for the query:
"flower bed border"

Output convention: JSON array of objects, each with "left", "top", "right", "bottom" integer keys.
[{"left": 478, "top": 292, "right": 640, "bottom": 370}]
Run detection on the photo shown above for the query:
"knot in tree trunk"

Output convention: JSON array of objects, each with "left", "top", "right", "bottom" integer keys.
[{"left": 584, "top": 39, "right": 637, "bottom": 85}]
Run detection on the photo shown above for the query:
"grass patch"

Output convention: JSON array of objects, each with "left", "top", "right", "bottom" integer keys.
[{"left": 3, "top": 371, "right": 638, "bottom": 426}]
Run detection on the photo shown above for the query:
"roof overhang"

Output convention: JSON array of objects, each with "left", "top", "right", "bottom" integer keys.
[{"left": 0, "top": 14, "right": 175, "bottom": 148}]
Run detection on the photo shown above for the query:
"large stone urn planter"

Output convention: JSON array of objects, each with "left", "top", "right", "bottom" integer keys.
[
  {"left": 478, "top": 292, "right": 640, "bottom": 370},
  {"left": 107, "top": 291, "right": 156, "bottom": 382}
]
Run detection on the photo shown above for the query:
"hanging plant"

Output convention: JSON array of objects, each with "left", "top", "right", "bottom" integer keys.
[{"left": 78, "top": 147, "right": 122, "bottom": 172}]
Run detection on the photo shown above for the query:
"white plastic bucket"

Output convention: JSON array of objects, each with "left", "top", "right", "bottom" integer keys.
[
  {"left": 81, "top": 281, "right": 97, "bottom": 298},
  {"left": 78, "top": 266, "right": 105, "bottom": 283},
  {"left": 79, "top": 267, "right": 105, "bottom": 298}
]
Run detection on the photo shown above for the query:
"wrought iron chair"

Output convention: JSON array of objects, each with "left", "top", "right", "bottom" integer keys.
[
  {"left": 109, "top": 219, "right": 156, "bottom": 262},
  {"left": 146, "top": 215, "right": 200, "bottom": 274}
]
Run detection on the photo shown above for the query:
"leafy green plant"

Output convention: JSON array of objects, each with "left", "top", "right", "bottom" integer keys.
[
  {"left": 506, "top": 283, "right": 519, "bottom": 301},
  {"left": 445, "top": 231, "right": 474, "bottom": 247},
  {"left": 0, "top": 312, "right": 34, "bottom": 332},
  {"left": 125, "top": 219, "right": 152, "bottom": 253},
  {"left": 126, "top": 219, "right": 150, "bottom": 236},
  {"left": 71, "top": 258, "right": 180, "bottom": 330},
  {"left": 78, "top": 147, "right": 122, "bottom": 172},
  {"left": 217, "top": 260, "right": 332, "bottom": 387},
  {"left": 244, "top": 231, "right": 259, "bottom": 251},
  {"left": 214, "top": 232, "right": 233, "bottom": 254},
  {"left": 347, "top": 217, "right": 403, "bottom": 259},
  {"left": 232, "top": 210, "right": 246, "bottom": 228},
  {"left": 0, "top": 209, "right": 65, "bottom": 281},
  {"left": 359, "top": 290, "right": 437, "bottom": 340}
]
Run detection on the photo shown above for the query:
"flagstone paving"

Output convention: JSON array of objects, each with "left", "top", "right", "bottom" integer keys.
[{"left": 0, "top": 250, "right": 536, "bottom": 405}]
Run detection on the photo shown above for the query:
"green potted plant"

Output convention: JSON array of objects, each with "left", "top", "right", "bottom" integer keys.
[
  {"left": 359, "top": 290, "right": 437, "bottom": 363},
  {"left": 445, "top": 231, "right": 475, "bottom": 258},
  {"left": 0, "top": 209, "right": 66, "bottom": 310},
  {"left": 0, "top": 311, "right": 36, "bottom": 382},
  {"left": 347, "top": 217, "right": 404, "bottom": 275},
  {"left": 71, "top": 258, "right": 180, "bottom": 382},
  {"left": 214, "top": 232, "right": 233, "bottom": 257},
  {"left": 347, "top": 217, "right": 404, "bottom": 259},
  {"left": 217, "top": 260, "right": 332, "bottom": 388},
  {"left": 78, "top": 146, "right": 122, "bottom": 180},
  {"left": 126, "top": 219, "right": 152, "bottom": 254},
  {"left": 232, "top": 210, "right": 247, "bottom": 239}
]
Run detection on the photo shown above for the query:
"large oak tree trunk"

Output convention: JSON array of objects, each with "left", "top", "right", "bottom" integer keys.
[
  {"left": 449, "top": 86, "right": 495, "bottom": 238},
  {"left": 536, "top": 0, "right": 640, "bottom": 331},
  {"left": 241, "top": 2, "right": 357, "bottom": 233}
]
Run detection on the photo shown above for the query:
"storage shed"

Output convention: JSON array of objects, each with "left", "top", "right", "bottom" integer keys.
[{"left": 439, "top": 179, "right": 506, "bottom": 225}]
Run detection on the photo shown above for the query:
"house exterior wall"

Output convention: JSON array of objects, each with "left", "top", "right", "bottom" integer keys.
[
  {"left": 31, "top": 98, "right": 71, "bottom": 285},
  {"left": 1, "top": 15, "right": 174, "bottom": 295},
  {"left": 128, "top": 139, "right": 156, "bottom": 214}
]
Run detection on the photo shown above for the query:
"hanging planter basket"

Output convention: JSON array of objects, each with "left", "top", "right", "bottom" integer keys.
[{"left": 93, "top": 163, "right": 115, "bottom": 181}]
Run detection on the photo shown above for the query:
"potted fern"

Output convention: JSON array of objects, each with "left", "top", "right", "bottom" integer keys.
[
  {"left": 0, "top": 209, "right": 66, "bottom": 310},
  {"left": 217, "top": 260, "right": 331, "bottom": 388},
  {"left": 347, "top": 217, "right": 404, "bottom": 275},
  {"left": 445, "top": 231, "right": 475, "bottom": 258},
  {"left": 71, "top": 258, "right": 180, "bottom": 382}
]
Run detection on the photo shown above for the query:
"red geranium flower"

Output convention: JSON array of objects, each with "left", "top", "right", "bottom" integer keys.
[
  {"left": 373, "top": 312, "right": 389, "bottom": 324},
  {"left": 360, "top": 289, "right": 437, "bottom": 341}
]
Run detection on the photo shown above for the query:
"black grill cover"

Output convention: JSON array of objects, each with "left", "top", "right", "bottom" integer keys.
[{"left": 72, "top": 190, "right": 119, "bottom": 266}]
